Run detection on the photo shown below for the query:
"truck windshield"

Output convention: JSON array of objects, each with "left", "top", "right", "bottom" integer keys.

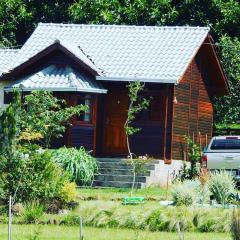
[{"left": 210, "top": 139, "right": 240, "bottom": 150}]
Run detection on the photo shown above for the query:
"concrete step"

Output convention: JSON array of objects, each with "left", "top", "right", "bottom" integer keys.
[
  {"left": 98, "top": 162, "right": 155, "bottom": 170},
  {"left": 92, "top": 180, "right": 143, "bottom": 188},
  {"left": 96, "top": 158, "right": 124, "bottom": 163},
  {"left": 98, "top": 168, "right": 151, "bottom": 176},
  {"left": 97, "top": 158, "right": 159, "bottom": 164},
  {"left": 94, "top": 174, "right": 147, "bottom": 183}
]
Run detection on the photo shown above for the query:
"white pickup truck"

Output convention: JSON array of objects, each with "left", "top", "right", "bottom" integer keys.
[{"left": 202, "top": 136, "right": 240, "bottom": 179}]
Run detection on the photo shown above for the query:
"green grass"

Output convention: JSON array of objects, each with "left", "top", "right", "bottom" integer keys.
[
  {"left": 77, "top": 187, "right": 168, "bottom": 201},
  {"left": 0, "top": 224, "right": 231, "bottom": 240}
]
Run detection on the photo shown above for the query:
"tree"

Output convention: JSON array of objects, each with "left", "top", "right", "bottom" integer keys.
[
  {"left": 124, "top": 81, "right": 149, "bottom": 195},
  {"left": 69, "top": 0, "right": 177, "bottom": 26},
  {"left": 214, "top": 36, "right": 240, "bottom": 124},
  {"left": 19, "top": 91, "right": 87, "bottom": 148},
  {"left": 0, "top": 91, "right": 77, "bottom": 204}
]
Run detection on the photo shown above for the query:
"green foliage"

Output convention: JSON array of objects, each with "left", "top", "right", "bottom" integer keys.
[
  {"left": 19, "top": 91, "right": 87, "bottom": 147},
  {"left": 22, "top": 200, "right": 45, "bottom": 224},
  {"left": 0, "top": 91, "right": 21, "bottom": 152},
  {"left": 60, "top": 214, "right": 80, "bottom": 226},
  {"left": 171, "top": 180, "right": 200, "bottom": 206},
  {"left": 0, "top": 149, "right": 69, "bottom": 204},
  {"left": 214, "top": 36, "right": 240, "bottom": 124},
  {"left": 59, "top": 181, "right": 77, "bottom": 203},
  {"left": 184, "top": 136, "right": 201, "bottom": 179},
  {"left": 52, "top": 147, "right": 98, "bottom": 186},
  {"left": 208, "top": 171, "right": 236, "bottom": 205},
  {"left": 231, "top": 209, "right": 240, "bottom": 240},
  {"left": 69, "top": 0, "right": 177, "bottom": 26}
]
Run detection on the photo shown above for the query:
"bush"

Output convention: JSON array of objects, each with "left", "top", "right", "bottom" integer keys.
[
  {"left": 171, "top": 180, "right": 200, "bottom": 206},
  {"left": 0, "top": 149, "right": 70, "bottom": 204},
  {"left": 59, "top": 181, "right": 77, "bottom": 203},
  {"left": 23, "top": 200, "right": 45, "bottom": 224},
  {"left": 208, "top": 171, "right": 236, "bottom": 205},
  {"left": 60, "top": 214, "right": 80, "bottom": 225},
  {"left": 52, "top": 147, "right": 98, "bottom": 185}
]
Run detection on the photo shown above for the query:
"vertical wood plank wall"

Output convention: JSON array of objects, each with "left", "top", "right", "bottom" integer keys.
[{"left": 172, "top": 53, "right": 213, "bottom": 160}]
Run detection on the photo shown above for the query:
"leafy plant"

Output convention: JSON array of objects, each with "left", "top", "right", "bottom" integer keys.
[
  {"left": 184, "top": 136, "right": 201, "bottom": 179},
  {"left": 19, "top": 91, "right": 87, "bottom": 148},
  {"left": 124, "top": 81, "right": 150, "bottom": 195},
  {"left": 27, "top": 226, "right": 42, "bottom": 240},
  {"left": 171, "top": 180, "right": 200, "bottom": 206},
  {"left": 0, "top": 149, "right": 69, "bottom": 204},
  {"left": 23, "top": 200, "right": 45, "bottom": 224},
  {"left": 59, "top": 181, "right": 77, "bottom": 203},
  {"left": 208, "top": 171, "right": 236, "bottom": 205},
  {"left": 52, "top": 146, "right": 98, "bottom": 186}
]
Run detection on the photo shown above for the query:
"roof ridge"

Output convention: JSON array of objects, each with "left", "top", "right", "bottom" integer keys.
[{"left": 37, "top": 22, "right": 210, "bottom": 30}]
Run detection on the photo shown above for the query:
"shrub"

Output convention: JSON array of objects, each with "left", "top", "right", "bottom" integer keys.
[
  {"left": 171, "top": 180, "right": 200, "bottom": 206},
  {"left": 23, "top": 200, "right": 45, "bottom": 224},
  {"left": 60, "top": 214, "right": 80, "bottom": 225},
  {"left": 231, "top": 209, "right": 240, "bottom": 240},
  {"left": 208, "top": 171, "right": 236, "bottom": 205},
  {"left": 59, "top": 181, "right": 77, "bottom": 203},
  {"left": 52, "top": 147, "right": 98, "bottom": 185},
  {"left": 0, "top": 150, "right": 70, "bottom": 204}
]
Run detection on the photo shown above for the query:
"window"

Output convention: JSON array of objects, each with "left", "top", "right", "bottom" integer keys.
[
  {"left": 76, "top": 94, "right": 92, "bottom": 123},
  {"left": 210, "top": 139, "right": 240, "bottom": 150},
  {"left": 4, "top": 92, "right": 13, "bottom": 104},
  {"left": 136, "top": 95, "right": 162, "bottom": 122}
]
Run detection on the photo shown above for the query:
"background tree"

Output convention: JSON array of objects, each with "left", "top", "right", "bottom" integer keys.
[{"left": 214, "top": 36, "right": 240, "bottom": 124}]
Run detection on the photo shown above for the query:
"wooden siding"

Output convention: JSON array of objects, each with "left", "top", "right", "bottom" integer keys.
[
  {"left": 172, "top": 53, "right": 213, "bottom": 160},
  {"left": 100, "top": 83, "right": 170, "bottom": 158}
]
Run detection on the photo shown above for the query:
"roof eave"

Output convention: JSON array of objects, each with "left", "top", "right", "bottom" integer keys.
[
  {"left": 4, "top": 87, "right": 107, "bottom": 94},
  {"left": 96, "top": 76, "right": 176, "bottom": 84},
  {"left": 0, "top": 41, "right": 102, "bottom": 81}
]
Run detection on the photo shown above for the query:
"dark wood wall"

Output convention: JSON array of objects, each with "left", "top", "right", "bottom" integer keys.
[
  {"left": 172, "top": 52, "right": 213, "bottom": 160},
  {"left": 52, "top": 92, "right": 98, "bottom": 154},
  {"left": 98, "top": 83, "right": 171, "bottom": 158}
]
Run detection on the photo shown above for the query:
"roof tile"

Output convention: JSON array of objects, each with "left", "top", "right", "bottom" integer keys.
[{"left": 0, "top": 24, "right": 209, "bottom": 83}]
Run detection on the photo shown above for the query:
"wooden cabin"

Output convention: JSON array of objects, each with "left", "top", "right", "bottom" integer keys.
[{"left": 0, "top": 24, "right": 229, "bottom": 162}]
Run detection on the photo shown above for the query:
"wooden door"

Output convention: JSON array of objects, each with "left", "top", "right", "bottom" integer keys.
[{"left": 103, "top": 86, "right": 128, "bottom": 155}]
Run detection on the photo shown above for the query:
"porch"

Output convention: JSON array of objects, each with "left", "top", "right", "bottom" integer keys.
[{"left": 65, "top": 82, "right": 174, "bottom": 160}]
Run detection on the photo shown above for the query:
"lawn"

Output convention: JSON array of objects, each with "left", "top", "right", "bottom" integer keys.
[
  {"left": 0, "top": 224, "right": 231, "bottom": 240},
  {"left": 77, "top": 186, "right": 168, "bottom": 201}
]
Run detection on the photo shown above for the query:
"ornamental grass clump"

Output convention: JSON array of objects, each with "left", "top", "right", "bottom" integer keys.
[
  {"left": 171, "top": 180, "right": 200, "bottom": 206},
  {"left": 52, "top": 146, "right": 98, "bottom": 186},
  {"left": 208, "top": 171, "right": 236, "bottom": 205},
  {"left": 22, "top": 200, "right": 45, "bottom": 224},
  {"left": 231, "top": 209, "right": 240, "bottom": 240}
]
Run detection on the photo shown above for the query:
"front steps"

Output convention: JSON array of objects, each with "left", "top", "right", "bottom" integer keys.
[{"left": 92, "top": 158, "right": 157, "bottom": 188}]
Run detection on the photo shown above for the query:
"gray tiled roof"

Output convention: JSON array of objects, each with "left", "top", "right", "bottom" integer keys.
[
  {"left": 0, "top": 49, "right": 19, "bottom": 74},
  {"left": 5, "top": 64, "right": 107, "bottom": 94},
  {"left": 1, "top": 23, "right": 210, "bottom": 83}
]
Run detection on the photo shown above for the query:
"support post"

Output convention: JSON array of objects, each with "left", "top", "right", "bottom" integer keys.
[
  {"left": 80, "top": 216, "right": 83, "bottom": 240},
  {"left": 8, "top": 196, "right": 12, "bottom": 240}
]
